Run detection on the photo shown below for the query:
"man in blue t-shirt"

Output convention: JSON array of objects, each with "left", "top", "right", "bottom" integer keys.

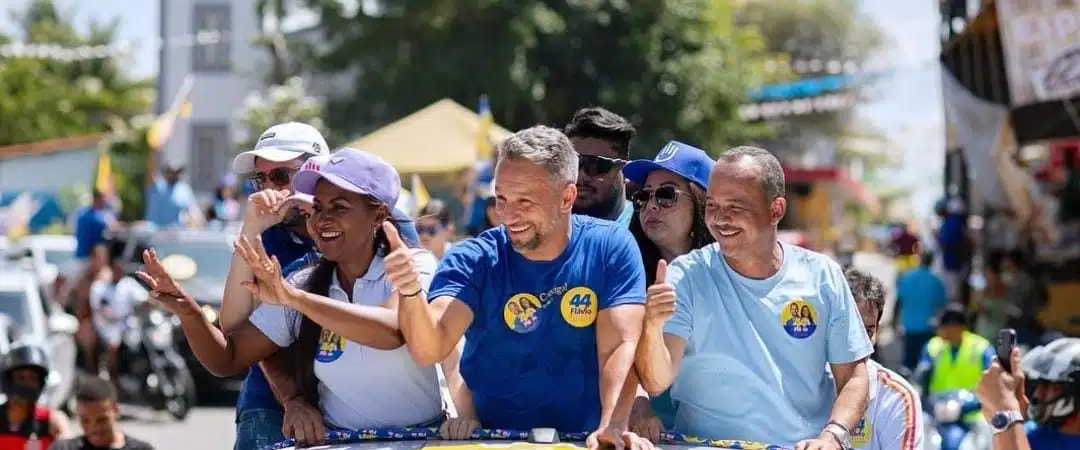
[
  {"left": 387, "top": 126, "right": 648, "bottom": 448},
  {"left": 634, "top": 147, "right": 872, "bottom": 449},
  {"left": 73, "top": 189, "right": 117, "bottom": 260}
]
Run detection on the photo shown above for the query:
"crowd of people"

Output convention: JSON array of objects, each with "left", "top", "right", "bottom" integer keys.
[{"left": 5, "top": 106, "right": 1078, "bottom": 450}]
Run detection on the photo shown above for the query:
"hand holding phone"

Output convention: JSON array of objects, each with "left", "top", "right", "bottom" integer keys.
[{"left": 998, "top": 328, "right": 1017, "bottom": 373}]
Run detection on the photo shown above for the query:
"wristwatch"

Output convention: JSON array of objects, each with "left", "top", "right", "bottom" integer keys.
[
  {"left": 822, "top": 422, "right": 852, "bottom": 449},
  {"left": 991, "top": 410, "right": 1025, "bottom": 432}
]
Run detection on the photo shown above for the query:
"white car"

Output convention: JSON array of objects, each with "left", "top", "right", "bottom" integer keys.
[
  {"left": 0, "top": 270, "right": 79, "bottom": 410},
  {"left": 10, "top": 234, "right": 77, "bottom": 287}
]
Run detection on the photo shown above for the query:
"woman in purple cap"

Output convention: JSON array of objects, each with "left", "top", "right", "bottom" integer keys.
[
  {"left": 135, "top": 148, "right": 444, "bottom": 445},
  {"left": 621, "top": 141, "right": 715, "bottom": 443}
]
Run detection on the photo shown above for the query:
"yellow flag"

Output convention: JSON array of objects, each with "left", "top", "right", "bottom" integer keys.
[
  {"left": 147, "top": 75, "right": 195, "bottom": 150},
  {"left": 94, "top": 151, "right": 114, "bottom": 196},
  {"left": 411, "top": 173, "right": 431, "bottom": 211}
]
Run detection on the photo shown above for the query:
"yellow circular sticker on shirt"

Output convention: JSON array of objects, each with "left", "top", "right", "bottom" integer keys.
[
  {"left": 780, "top": 298, "right": 819, "bottom": 339},
  {"left": 503, "top": 293, "right": 542, "bottom": 333},
  {"left": 560, "top": 287, "right": 598, "bottom": 327}
]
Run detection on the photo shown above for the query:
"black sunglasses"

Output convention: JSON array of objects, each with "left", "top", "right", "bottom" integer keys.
[
  {"left": 632, "top": 185, "right": 685, "bottom": 210},
  {"left": 578, "top": 154, "right": 627, "bottom": 177},
  {"left": 249, "top": 167, "right": 298, "bottom": 187},
  {"left": 417, "top": 224, "right": 446, "bottom": 235}
]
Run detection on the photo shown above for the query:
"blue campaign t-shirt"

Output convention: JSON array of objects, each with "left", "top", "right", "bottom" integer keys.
[
  {"left": 428, "top": 215, "right": 646, "bottom": 432},
  {"left": 895, "top": 268, "right": 948, "bottom": 334},
  {"left": 73, "top": 206, "right": 112, "bottom": 258},
  {"left": 663, "top": 242, "right": 873, "bottom": 446}
]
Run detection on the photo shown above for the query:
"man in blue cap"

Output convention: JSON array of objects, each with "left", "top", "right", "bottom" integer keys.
[{"left": 225, "top": 122, "right": 420, "bottom": 450}]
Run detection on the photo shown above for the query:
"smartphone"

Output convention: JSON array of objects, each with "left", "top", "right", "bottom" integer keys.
[{"left": 998, "top": 328, "right": 1017, "bottom": 372}]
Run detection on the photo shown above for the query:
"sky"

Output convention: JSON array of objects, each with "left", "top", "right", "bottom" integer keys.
[{"left": 3, "top": 0, "right": 946, "bottom": 218}]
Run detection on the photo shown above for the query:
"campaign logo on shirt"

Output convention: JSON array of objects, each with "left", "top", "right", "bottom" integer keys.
[
  {"left": 560, "top": 287, "right": 598, "bottom": 327},
  {"left": 503, "top": 293, "right": 542, "bottom": 333},
  {"left": 780, "top": 298, "right": 819, "bottom": 339},
  {"left": 315, "top": 329, "right": 346, "bottom": 363},
  {"left": 851, "top": 417, "right": 871, "bottom": 448}
]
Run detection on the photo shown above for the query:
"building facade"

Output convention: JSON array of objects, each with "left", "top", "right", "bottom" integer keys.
[{"left": 156, "top": 0, "right": 260, "bottom": 192}]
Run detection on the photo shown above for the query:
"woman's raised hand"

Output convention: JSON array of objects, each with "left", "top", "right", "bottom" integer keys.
[
  {"left": 234, "top": 235, "right": 296, "bottom": 305},
  {"left": 135, "top": 249, "right": 200, "bottom": 317}
]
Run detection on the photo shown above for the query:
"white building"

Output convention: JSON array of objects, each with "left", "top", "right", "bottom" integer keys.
[{"left": 156, "top": 0, "right": 261, "bottom": 192}]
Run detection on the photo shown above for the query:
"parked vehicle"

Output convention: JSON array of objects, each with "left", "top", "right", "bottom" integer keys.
[
  {"left": 924, "top": 389, "right": 991, "bottom": 450},
  {"left": 111, "top": 228, "right": 243, "bottom": 397},
  {"left": 10, "top": 234, "right": 77, "bottom": 288},
  {"left": 0, "top": 270, "right": 79, "bottom": 411},
  {"left": 102, "top": 283, "right": 197, "bottom": 421}
]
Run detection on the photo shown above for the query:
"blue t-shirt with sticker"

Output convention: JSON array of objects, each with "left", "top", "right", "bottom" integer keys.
[
  {"left": 663, "top": 242, "right": 873, "bottom": 446},
  {"left": 428, "top": 215, "right": 646, "bottom": 432}
]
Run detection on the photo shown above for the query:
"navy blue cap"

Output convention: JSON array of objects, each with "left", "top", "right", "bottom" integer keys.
[{"left": 622, "top": 141, "right": 714, "bottom": 189}]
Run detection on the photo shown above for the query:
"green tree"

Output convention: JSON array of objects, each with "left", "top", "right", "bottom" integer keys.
[
  {"left": 307, "top": 0, "right": 774, "bottom": 156},
  {"left": 104, "top": 115, "right": 155, "bottom": 222},
  {"left": 234, "top": 76, "right": 328, "bottom": 153},
  {"left": 0, "top": 0, "right": 153, "bottom": 146}
]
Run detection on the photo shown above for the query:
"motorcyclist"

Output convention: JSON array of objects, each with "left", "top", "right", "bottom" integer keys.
[
  {"left": 88, "top": 239, "right": 144, "bottom": 380},
  {"left": 915, "top": 304, "right": 994, "bottom": 423},
  {"left": 1016, "top": 337, "right": 1080, "bottom": 447},
  {"left": 0, "top": 343, "right": 72, "bottom": 449}
]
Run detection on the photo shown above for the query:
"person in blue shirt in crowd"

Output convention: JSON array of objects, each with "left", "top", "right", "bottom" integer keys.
[
  {"left": 894, "top": 251, "right": 949, "bottom": 372},
  {"left": 634, "top": 146, "right": 872, "bottom": 450},
  {"left": 387, "top": 126, "right": 651, "bottom": 450},
  {"left": 71, "top": 188, "right": 119, "bottom": 281},
  {"left": 564, "top": 107, "right": 636, "bottom": 228},
  {"left": 144, "top": 161, "right": 199, "bottom": 228},
  {"left": 225, "top": 122, "right": 421, "bottom": 449}
]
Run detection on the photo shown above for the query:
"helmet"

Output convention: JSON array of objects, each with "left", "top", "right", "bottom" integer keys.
[
  {"left": 1022, "top": 338, "right": 1080, "bottom": 427},
  {"left": 1, "top": 343, "right": 50, "bottom": 402}
]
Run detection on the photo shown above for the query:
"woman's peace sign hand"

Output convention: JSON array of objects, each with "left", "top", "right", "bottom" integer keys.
[
  {"left": 135, "top": 248, "right": 200, "bottom": 317},
  {"left": 234, "top": 235, "right": 297, "bottom": 305}
]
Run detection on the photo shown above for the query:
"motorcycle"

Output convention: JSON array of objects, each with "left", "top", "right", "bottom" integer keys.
[
  {"left": 105, "top": 302, "right": 197, "bottom": 421},
  {"left": 924, "top": 390, "right": 992, "bottom": 450}
]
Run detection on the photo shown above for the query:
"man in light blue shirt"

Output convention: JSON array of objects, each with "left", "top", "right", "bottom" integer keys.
[
  {"left": 144, "top": 162, "right": 198, "bottom": 228},
  {"left": 894, "top": 251, "right": 948, "bottom": 371},
  {"left": 634, "top": 146, "right": 872, "bottom": 449}
]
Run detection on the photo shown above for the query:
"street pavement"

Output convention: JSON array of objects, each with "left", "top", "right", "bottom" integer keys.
[{"left": 97, "top": 252, "right": 904, "bottom": 449}]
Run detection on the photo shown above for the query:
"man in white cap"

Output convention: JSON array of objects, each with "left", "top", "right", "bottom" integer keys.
[{"left": 226, "top": 122, "right": 328, "bottom": 450}]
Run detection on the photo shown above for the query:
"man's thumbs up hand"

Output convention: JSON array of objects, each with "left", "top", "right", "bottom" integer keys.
[
  {"left": 645, "top": 260, "right": 676, "bottom": 328},
  {"left": 382, "top": 221, "right": 423, "bottom": 298}
]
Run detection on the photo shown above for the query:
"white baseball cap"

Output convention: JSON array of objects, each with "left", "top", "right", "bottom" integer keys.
[{"left": 231, "top": 122, "right": 329, "bottom": 173}]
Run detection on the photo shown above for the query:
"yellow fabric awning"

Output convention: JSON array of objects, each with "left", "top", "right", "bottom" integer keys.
[{"left": 345, "top": 99, "right": 512, "bottom": 174}]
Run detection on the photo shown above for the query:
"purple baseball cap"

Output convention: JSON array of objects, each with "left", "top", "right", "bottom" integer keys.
[{"left": 291, "top": 147, "right": 401, "bottom": 206}]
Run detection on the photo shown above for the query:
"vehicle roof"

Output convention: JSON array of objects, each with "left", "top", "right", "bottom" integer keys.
[
  {"left": 127, "top": 229, "right": 233, "bottom": 245},
  {"left": 20, "top": 234, "right": 76, "bottom": 250},
  {"left": 0, "top": 271, "right": 37, "bottom": 290}
]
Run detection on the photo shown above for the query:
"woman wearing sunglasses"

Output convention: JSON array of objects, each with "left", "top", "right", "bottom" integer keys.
[
  {"left": 622, "top": 141, "right": 715, "bottom": 443},
  {"left": 416, "top": 199, "right": 456, "bottom": 259},
  {"left": 137, "top": 149, "right": 444, "bottom": 446}
]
